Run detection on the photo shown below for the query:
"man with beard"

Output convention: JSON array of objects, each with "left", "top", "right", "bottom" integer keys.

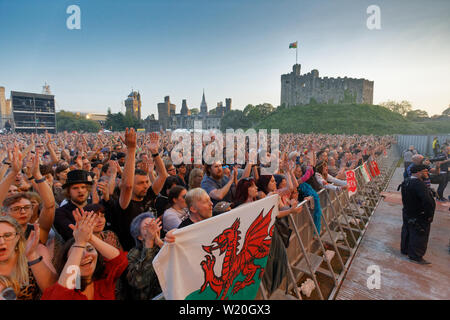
[
  {"left": 109, "top": 128, "right": 168, "bottom": 251},
  {"left": 54, "top": 170, "right": 93, "bottom": 241},
  {"left": 201, "top": 161, "right": 238, "bottom": 207},
  {"left": 400, "top": 164, "right": 436, "bottom": 265}
]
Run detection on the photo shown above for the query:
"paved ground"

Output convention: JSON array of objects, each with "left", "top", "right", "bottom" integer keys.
[{"left": 336, "top": 167, "right": 450, "bottom": 300}]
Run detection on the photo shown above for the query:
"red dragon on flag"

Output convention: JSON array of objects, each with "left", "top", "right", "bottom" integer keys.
[{"left": 199, "top": 206, "right": 275, "bottom": 300}]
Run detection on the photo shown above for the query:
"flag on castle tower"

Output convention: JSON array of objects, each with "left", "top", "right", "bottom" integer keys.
[{"left": 289, "top": 41, "right": 298, "bottom": 49}]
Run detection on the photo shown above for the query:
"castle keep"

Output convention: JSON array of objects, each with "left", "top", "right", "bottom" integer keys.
[{"left": 281, "top": 64, "right": 374, "bottom": 107}]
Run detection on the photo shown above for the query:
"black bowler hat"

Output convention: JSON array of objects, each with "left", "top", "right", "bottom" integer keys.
[{"left": 62, "top": 170, "right": 94, "bottom": 189}]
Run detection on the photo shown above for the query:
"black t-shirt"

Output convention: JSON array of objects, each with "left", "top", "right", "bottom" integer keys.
[
  {"left": 111, "top": 187, "right": 157, "bottom": 251},
  {"left": 438, "top": 153, "right": 449, "bottom": 173},
  {"left": 178, "top": 217, "right": 194, "bottom": 229},
  {"left": 55, "top": 201, "right": 91, "bottom": 241}
]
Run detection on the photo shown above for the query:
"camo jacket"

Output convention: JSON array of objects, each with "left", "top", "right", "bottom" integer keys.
[{"left": 127, "top": 246, "right": 162, "bottom": 300}]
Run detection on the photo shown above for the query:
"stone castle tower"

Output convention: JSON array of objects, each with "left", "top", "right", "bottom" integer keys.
[
  {"left": 281, "top": 64, "right": 374, "bottom": 107},
  {"left": 125, "top": 91, "right": 142, "bottom": 119},
  {"left": 157, "top": 96, "right": 176, "bottom": 130}
]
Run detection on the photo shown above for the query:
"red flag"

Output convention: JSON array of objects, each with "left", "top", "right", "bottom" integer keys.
[
  {"left": 345, "top": 170, "right": 357, "bottom": 196},
  {"left": 372, "top": 160, "right": 380, "bottom": 176}
]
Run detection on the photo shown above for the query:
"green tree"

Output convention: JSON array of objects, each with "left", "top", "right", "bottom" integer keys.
[
  {"left": 105, "top": 109, "right": 142, "bottom": 131},
  {"left": 56, "top": 111, "right": 101, "bottom": 133},
  {"left": 243, "top": 103, "right": 275, "bottom": 125},
  {"left": 190, "top": 108, "right": 199, "bottom": 115},
  {"left": 406, "top": 109, "right": 429, "bottom": 120},
  {"left": 380, "top": 100, "right": 412, "bottom": 117},
  {"left": 220, "top": 110, "right": 252, "bottom": 131}
]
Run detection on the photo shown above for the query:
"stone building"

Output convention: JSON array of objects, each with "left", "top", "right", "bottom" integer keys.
[
  {"left": 144, "top": 91, "right": 231, "bottom": 132},
  {"left": 281, "top": 64, "right": 374, "bottom": 107},
  {"left": 125, "top": 91, "right": 142, "bottom": 119},
  {"left": 0, "top": 86, "right": 13, "bottom": 128}
]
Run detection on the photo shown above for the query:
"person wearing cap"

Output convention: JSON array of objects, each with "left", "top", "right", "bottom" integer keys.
[
  {"left": 53, "top": 170, "right": 93, "bottom": 241},
  {"left": 400, "top": 164, "right": 436, "bottom": 265}
]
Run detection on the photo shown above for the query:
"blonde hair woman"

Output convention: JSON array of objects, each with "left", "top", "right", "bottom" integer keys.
[
  {"left": 0, "top": 216, "right": 57, "bottom": 300},
  {"left": 188, "top": 168, "right": 204, "bottom": 190}
]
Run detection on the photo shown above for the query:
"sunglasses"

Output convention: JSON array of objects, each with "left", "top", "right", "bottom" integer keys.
[{"left": 0, "top": 287, "right": 17, "bottom": 300}]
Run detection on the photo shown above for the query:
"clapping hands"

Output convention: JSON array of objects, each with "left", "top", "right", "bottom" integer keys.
[
  {"left": 142, "top": 217, "right": 162, "bottom": 248},
  {"left": 69, "top": 208, "right": 99, "bottom": 245}
]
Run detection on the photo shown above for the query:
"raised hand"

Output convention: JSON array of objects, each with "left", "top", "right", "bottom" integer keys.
[
  {"left": 97, "top": 181, "right": 109, "bottom": 201},
  {"left": 92, "top": 166, "right": 101, "bottom": 180},
  {"left": 148, "top": 218, "right": 162, "bottom": 239},
  {"left": 31, "top": 150, "right": 43, "bottom": 180},
  {"left": 147, "top": 132, "right": 160, "bottom": 154},
  {"left": 25, "top": 223, "right": 41, "bottom": 260},
  {"left": 120, "top": 128, "right": 137, "bottom": 149},
  {"left": 140, "top": 154, "right": 154, "bottom": 174},
  {"left": 74, "top": 155, "right": 83, "bottom": 169},
  {"left": 9, "top": 146, "right": 23, "bottom": 174},
  {"left": 143, "top": 218, "right": 162, "bottom": 245},
  {"left": 232, "top": 167, "right": 238, "bottom": 184}
]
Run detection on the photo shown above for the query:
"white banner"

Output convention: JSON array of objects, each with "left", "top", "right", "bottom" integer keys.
[{"left": 153, "top": 195, "right": 279, "bottom": 300}]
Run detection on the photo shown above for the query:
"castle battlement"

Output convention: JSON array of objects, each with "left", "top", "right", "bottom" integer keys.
[{"left": 281, "top": 64, "right": 373, "bottom": 106}]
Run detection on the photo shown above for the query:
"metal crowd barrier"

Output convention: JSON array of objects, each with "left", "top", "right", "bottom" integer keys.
[
  {"left": 150, "top": 146, "right": 400, "bottom": 301},
  {"left": 259, "top": 146, "right": 400, "bottom": 300}
]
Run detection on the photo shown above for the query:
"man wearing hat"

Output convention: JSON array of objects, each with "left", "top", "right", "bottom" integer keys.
[
  {"left": 53, "top": 170, "right": 93, "bottom": 241},
  {"left": 400, "top": 164, "right": 436, "bottom": 265}
]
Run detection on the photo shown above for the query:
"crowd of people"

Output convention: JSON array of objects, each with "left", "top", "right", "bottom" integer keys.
[{"left": 0, "top": 129, "right": 395, "bottom": 300}]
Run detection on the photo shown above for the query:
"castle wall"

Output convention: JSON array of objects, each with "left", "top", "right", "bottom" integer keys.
[{"left": 281, "top": 65, "right": 374, "bottom": 106}]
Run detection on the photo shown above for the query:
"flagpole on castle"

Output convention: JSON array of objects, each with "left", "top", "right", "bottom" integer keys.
[{"left": 296, "top": 45, "right": 298, "bottom": 65}]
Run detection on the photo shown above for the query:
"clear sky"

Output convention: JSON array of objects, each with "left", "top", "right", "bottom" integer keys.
[{"left": 1, "top": 0, "right": 449, "bottom": 118}]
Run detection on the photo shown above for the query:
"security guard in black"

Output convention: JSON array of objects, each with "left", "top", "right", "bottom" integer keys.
[{"left": 400, "top": 164, "right": 436, "bottom": 263}]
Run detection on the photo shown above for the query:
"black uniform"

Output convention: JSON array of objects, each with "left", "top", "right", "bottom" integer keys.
[{"left": 400, "top": 177, "right": 436, "bottom": 261}]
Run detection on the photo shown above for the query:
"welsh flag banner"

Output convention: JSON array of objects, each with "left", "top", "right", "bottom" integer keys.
[
  {"left": 360, "top": 163, "right": 372, "bottom": 183},
  {"left": 153, "top": 195, "right": 279, "bottom": 300},
  {"left": 345, "top": 170, "right": 357, "bottom": 197},
  {"left": 289, "top": 41, "right": 298, "bottom": 48}
]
